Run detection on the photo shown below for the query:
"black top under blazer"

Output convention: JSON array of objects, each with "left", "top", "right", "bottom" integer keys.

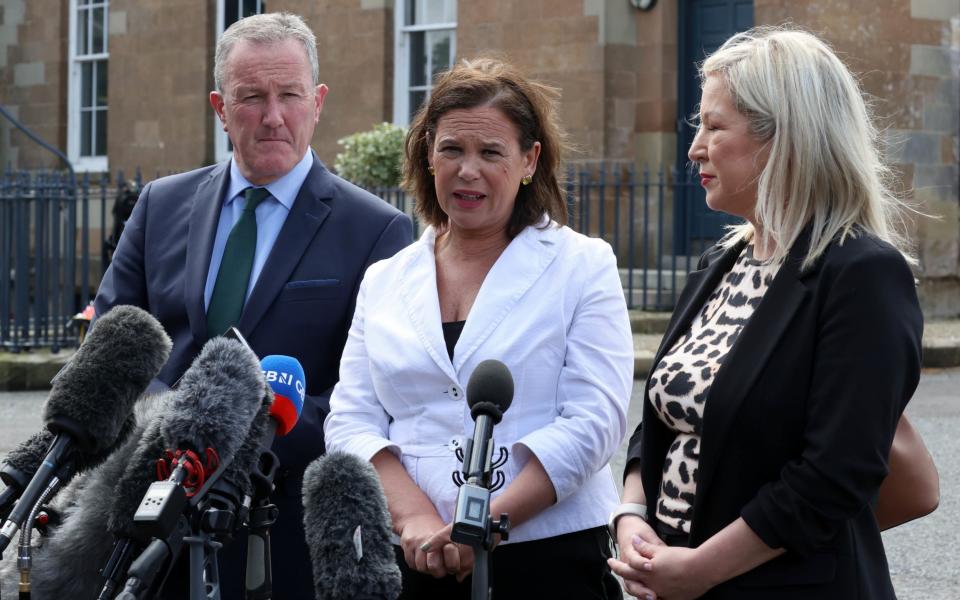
[{"left": 625, "top": 226, "right": 923, "bottom": 599}]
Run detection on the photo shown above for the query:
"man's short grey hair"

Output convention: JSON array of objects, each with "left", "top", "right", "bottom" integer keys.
[{"left": 214, "top": 12, "right": 319, "bottom": 92}]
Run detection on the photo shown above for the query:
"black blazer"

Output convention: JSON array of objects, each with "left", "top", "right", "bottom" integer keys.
[
  {"left": 95, "top": 155, "right": 413, "bottom": 598},
  {"left": 625, "top": 227, "right": 922, "bottom": 599}
]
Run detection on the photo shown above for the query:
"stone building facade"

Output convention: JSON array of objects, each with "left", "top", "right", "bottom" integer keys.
[{"left": 1, "top": 0, "right": 957, "bottom": 315}]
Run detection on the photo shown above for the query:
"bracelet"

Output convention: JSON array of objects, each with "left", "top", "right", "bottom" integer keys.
[{"left": 608, "top": 503, "right": 648, "bottom": 538}]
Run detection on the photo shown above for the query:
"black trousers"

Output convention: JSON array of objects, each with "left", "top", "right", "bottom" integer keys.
[{"left": 396, "top": 526, "right": 622, "bottom": 600}]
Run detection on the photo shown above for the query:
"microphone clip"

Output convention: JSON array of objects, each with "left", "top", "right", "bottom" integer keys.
[
  {"left": 155, "top": 448, "right": 220, "bottom": 497},
  {"left": 451, "top": 445, "right": 508, "bottom": 492}
]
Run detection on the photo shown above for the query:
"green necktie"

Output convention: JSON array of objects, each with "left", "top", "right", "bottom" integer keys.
[{"left": 206, "top": 187, "right": 271, "bottom": 339}]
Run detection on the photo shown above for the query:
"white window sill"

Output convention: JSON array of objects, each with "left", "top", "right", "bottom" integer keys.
[{"left": 72, "top": 156, "right": 108, "bottom": 173}]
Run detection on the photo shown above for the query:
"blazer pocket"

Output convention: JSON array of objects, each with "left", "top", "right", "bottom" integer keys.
[
  {"left": 732, "top": 552, "right": 836, "bottom": 588},
  {"left": 278, "top": 278, "right": 342, "bottom": 302}
]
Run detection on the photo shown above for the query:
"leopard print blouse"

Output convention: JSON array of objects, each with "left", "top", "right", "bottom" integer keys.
[{"left": 648, "top": 243, "right": 781, "bottom": 533}]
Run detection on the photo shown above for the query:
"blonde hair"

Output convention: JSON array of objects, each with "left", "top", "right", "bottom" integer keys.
[{"left": 700, "top": 26, "right": 915, "bottom": 269}]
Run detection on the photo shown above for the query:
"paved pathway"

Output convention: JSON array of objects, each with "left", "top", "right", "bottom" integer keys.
[
  {"left": 1, "top": 370, "right": 958, "bottom": 598},
  {"left": 609, "top": 368, "right": 960, "bottom": 599}
]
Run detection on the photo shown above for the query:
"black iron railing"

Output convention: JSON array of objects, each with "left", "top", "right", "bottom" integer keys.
[
  {"left": 2, "top": 162, "right": 720, "bottom": 350},
  {"left": 369, "top": 162, "right": 716, "bottom": 311}
]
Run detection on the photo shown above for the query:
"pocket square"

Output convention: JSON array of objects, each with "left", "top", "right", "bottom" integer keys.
[{"left": 286, "top": 278, "right": 341, "bottom": 289}]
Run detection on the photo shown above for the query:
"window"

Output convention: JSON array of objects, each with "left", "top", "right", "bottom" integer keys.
[
  {"left": 214, "top": 0, "right": 266, "bottom": 163},
  {"left": 68, "top": 0, "right": 109, "bottom": 172},
  {"left": 393, "top": 0, "right": 456, "bottom": 125}
]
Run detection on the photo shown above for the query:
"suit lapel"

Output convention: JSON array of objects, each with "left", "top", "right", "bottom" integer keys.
[
  {"left": 396, "top": 228, "right": 458, "bottom": 381},
  {"left": 238, "top": 157, "right": 332, "bottom": 335},
  {"left": 185, "top": 162, "right": 230, "bottom": 347},
  {"left": 692, "top": 230, "right": 816, "bottom": 541},
  {"left": 453, "top": 225, "right": 560, "bottom": 371}
]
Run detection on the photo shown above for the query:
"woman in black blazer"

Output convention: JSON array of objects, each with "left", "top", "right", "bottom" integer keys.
[{"left": 608, "top": 27, "right": 923, "bottom": 599}]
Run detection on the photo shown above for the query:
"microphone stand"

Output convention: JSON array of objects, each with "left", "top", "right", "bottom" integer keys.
[
  {"left": 244, "top": 449, "right": 280, "bottom": 600},
  {"left": 185, "top": 527, "right": 224, "bottom": 600},
  {"left": 114, "top": 516, "right": 191, "bottom": 600},
  {"left": 110, "top": 451, "right": 239, "bottom": 600}
]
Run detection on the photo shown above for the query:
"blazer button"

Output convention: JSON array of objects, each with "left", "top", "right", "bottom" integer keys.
[
  {"left": 448, "top": 435, "right": 466, "bottom": 453},
  {"left": 448, "top": 384, "right": 463, "bottom": 400}
]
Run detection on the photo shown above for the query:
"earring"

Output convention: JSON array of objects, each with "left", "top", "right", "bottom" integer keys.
[
  {"left": 428, "top": 166, "right": 435, "bottom": 176},
  {"left": 521, "top": 174, "right": 532, "bottom": 186}
]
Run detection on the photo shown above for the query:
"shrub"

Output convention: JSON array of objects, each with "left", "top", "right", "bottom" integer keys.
[{"left": 334, "top": 122, "right": 407, "bottom": 188}]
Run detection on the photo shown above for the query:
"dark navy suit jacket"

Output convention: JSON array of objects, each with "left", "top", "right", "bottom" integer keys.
[
  {"left": 625, "top": 227, "right": 923, "bottom": 599},
  {"left": 94, "top": 155, "right": 413, "bottom": 598}
]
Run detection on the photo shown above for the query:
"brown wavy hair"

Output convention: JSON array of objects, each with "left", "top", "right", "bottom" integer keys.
[{"left": 402, "top": 57, "right": 569, "bottom": 238}]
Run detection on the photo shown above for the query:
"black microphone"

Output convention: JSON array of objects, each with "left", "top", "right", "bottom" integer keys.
[
  {"left": 12, "top": 337, "right": 267, "bottom": 600},
  {"left": 109, "top": 336, "right": 269, "bottom": 599},
  {"left": 302, "top": 452, "right": 401, "bottom": 600},
  {"left": 462, "top": 360, "right": 514, "bottom": 486},
  {"left": 245, "top": 355, "right": 306, "bottom": 599},
  {"left": 4, "top": 414, "right": 159, "bottom": 599},
  {"left": 1, "top": 417, "right": 139, "bottom": 522},
  {"left": 451, "top": 359, "right": 514, "bottom": 545},
  {"left": 156, "top": 336, "right": 267, "bottom": 481},
  {"left": 98, "top": 335, "right": 263, "bottom": 542},
  {"left": 0, "top": 431, "right": 55, "bottom": 520},
  {"left": 0, "top": 305, "right": 171, "bottom": 555},
  {"left": 451, "top": 360, "right": 514, "bottom": 600}
]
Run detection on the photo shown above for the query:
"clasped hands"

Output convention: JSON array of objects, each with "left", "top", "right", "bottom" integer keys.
[
  {"left": 607, "top": 515, "right": 713, "bottom": 600},
  {"left": 399, "top": 515, "right": 494, "bottom": 581}
]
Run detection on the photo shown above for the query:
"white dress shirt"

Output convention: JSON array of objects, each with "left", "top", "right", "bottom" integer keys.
[{"left": 325, "top": 220, "right": 634, "bottom": 543}]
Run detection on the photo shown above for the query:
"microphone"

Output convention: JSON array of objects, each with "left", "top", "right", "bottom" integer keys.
[
  {"left": 196, "top": 354, "right": 304, "bottom": 520},
  {"left": 1, "top": 417, "right": 139, "bottom": 521},
  {"left": 11, "top": 337, "right": 267, "bottom": 600},
  {"left": 108, "top": 337, "right": 269, "bottom": 599},
  {"left": 0, "top": 304, "right": 171, "bottom": 555},
  {"left": 302, "top": 452, "right": 401, "bottom": 600},
  {"left": 463, "top": 360, "right": 514, "bottom": 486},
  {"left": 0, "top": 431, "right": 55, "bottom": 520},
  {"left": 244, "top": 354, "right": 306, "bottom": 599},
  {"left": 104, "top": 336, "right": 266, "bottom": 540},
  {"left": 451, "top": 360, "right": 514, "bottom": 600},
  {"left": 451, "top": 360, "right": 514, "bottom": 546},
  {"left": 157, "top": 337, "right": 267, "bottom": 477},
  {"left": 260, "top": 355, "right": 306, "bottom": 438},
  {"left": 3, "top": 414, "right": 160, "bottom": 600}
]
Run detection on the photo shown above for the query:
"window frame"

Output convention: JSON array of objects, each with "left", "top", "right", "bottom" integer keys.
[
  {"left": 67, "top": 0, "right": 110, "bottom": 173},
  {"left": 392, "top": 0, "right": 457, "bottom": 126}
]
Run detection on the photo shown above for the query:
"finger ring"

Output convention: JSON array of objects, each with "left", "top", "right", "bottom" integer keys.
[{"left": 419, "top": 542, "right": 431, "bottom": 552}]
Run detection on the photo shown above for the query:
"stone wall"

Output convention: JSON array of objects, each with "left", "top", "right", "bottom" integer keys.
[
  {"left": 0, "top": 0, "right": 68, "bottom": 169},
  {"left": 289, "top": 0, "right": 393, "bottom": 166},
  {"left": 107, "top": 0, "right": 216, "bottom": 177},
  {"left": 458, "top": 0, "right": 605, "bottom": 158},
  {"left": 756, "top": 0, "right": 960, "bottom": 315},
  {"left": 1, "top": 0, "right": 956, "bottom": 315}
]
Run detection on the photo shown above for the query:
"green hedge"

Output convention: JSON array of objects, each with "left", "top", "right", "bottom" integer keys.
[{"left": 334, "top": 122, "right": 407, "bottom": 188}]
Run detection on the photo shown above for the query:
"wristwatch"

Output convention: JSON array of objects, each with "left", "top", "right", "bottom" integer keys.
[{"left": 608, "top": 503, "right": 648, "bottom": 538}]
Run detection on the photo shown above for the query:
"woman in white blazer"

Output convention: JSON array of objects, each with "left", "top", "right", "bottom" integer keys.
[{"left": 325, "top": 58, "right": 634, "bottom": 600}]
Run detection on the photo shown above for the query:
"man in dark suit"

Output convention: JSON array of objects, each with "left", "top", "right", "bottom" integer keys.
[{"left": 94, "top": 12, "right": 412, "bottom": 598}]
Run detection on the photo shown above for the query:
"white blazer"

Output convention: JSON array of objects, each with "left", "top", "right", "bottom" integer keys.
[{"left": 325, "top": 221, "right": 634, "bottom": 543}]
